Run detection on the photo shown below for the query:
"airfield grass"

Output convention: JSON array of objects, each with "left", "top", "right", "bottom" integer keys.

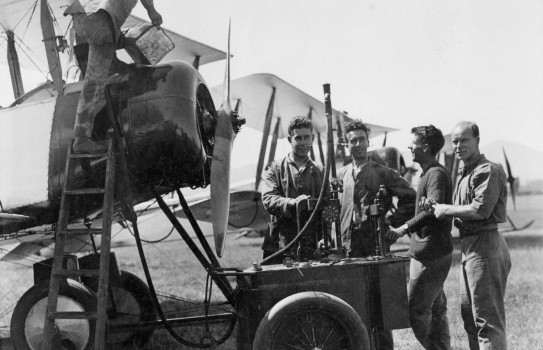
[
  {"left": 1, "top": 195, "right": 542, "bottom": 349},
  {"left": 107, "top": 207, "right": 543, "bottom": 349}
]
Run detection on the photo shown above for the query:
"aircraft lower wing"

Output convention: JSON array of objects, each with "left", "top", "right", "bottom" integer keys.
[
  {"left": 0, "top": 223, "right": 101, "bottom": 262},
  {"left": 173, "top": 190, "right": 268, "bottom": 235},
  {"left": 0, "top": 189, "right": 269, "bottom": 261}
]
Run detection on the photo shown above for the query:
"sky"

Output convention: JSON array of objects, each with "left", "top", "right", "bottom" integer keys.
[{"left": 2, "top": 0, "right": 543, "bottom": 152}]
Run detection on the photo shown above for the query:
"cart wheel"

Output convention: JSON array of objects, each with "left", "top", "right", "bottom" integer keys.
[
  {"left": 253, "top": 291, "right": 370, "bottom": 350},
  {"left": 107, "top": 270, "right": 156, "bottom": 347},
  {"left": 10, "top": 279, "right": 96, "bottom": 350}
]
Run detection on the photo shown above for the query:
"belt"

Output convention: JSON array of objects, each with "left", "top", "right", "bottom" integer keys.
[
  {"left": 455, "top": 218, "right": 498, "bottom": 238},
  {"left": 459, "top": 227, "right": 499, "bottom": 238}
]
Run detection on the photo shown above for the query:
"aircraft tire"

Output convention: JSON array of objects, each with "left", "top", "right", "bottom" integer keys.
[
  {"left": 107, "top": 270, "right": 156, "bottom": 347},
  {"left": 252, "top": 291, "right": 370, "bottom": 350},
  {"left": 10, "top": 279, "right": 96, "bottom": 350}
]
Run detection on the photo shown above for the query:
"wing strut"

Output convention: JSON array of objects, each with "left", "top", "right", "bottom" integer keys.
[
  {"left": 267, "top": 117, "right": 281, "bottom": 166},
  {"left": 451, "top": 154, "right": 460, "bottom": 192},
  {"left": 7, "top": 31, "right": 25, "bottom": 99},
  {"left": 192, "top": 55, "right": 200, "bottom": 69},
  {"left": 336, "top": 114, "right": 346, "bottom": 163},
  {"left": 40, "top": 0, "right": 63, "bottom": 95},
  {"left": 255, "top": 88, "right": 276, "bottom": 190}
]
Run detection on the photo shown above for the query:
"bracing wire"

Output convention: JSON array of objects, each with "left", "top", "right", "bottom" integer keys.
[
  {"left": 13, "top": 39, "right": 49, "bottom": 80},
  {"left": 19, "top": 1, "right": 39, "bottom": 40},
  {"left": 46, "top": 1, "right": 62, "bottom": 35}
]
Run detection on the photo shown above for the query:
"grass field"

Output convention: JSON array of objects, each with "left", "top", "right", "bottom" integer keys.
[{"left": 1, "top": 194, "right": 542, "bottom": 349}]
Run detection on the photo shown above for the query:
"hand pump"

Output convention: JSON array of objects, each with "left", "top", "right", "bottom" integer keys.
[{"left": 323, "top": 84, "right": 343, "bottom": 256}]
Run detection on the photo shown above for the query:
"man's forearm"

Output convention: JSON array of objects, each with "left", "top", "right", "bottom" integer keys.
[
  {"left": 140, "top": 0, "right": 156, "bottom": 10},
  {"left": 140, "top": 0, "right": 162, "bottom": 26},
  {"left": 435, "top": 203, "right": 484, "bottom": 220}
]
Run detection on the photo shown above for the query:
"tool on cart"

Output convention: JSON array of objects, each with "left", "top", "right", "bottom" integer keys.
[{"left": 370, "top": 185, "right": 389, "bottom": 258}]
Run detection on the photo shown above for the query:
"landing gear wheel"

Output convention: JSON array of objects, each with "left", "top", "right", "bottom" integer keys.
[
  {"left": 107, "top": 270, "right": 156, "bottom": 347},
  {"left": 253, "top": 291, "right": 370, "bottom": 350},
  {"left": 10, "top": 279, "right": 96, "bottom": 350}
]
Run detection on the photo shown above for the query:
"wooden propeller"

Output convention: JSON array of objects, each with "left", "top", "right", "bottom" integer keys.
[
  {"left": 502, "top": 147, "right": 516, "bottom": 210},
  {"left": 210, "top": 20, "right": 234, "bottom": 257}
]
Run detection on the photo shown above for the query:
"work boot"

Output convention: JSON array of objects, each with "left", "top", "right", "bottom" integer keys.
[{"left": 72, "top": 138, "right": 108, "bottom": 154}]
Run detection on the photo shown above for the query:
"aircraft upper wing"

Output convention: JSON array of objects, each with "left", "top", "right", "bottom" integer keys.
[
  {"left": 209, "top": 73, "right": 396, "bottom": 138},
  {"left": 122, "top": 15, "right": 226, "bottom": 66},
  {"left": 0, "top": 1, "right": 225, "bottom": 72},
  {"left": 0, "top": 0, "right": 72, "bottom": 71}
]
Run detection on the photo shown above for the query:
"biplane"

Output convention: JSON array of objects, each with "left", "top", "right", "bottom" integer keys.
[
  {"left": 0, "top": 0, "right": 245, "bottom": 348},
  {"left": 0, "top": 2, "right": 452, "bottom": 350}
]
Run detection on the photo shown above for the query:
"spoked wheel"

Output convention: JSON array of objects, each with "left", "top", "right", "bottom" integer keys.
[
  {"left": 107, "top": 270, "right": 156, "bottom": 347},
  {"left": 10, "top": 279, "right": 96, "bottom": 350},
  {"left": 253, "top": 291, "right": 370, "bottom": 350}
]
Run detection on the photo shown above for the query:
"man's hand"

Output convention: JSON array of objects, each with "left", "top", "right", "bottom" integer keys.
[
  {"left": 147, "top": 9, "right": 163, "bottom": 26},
  {"left": 140, "top": 0, "right": 163, "bottom": 26},
  {"left": 433, "top": 203, "right": 449, "bottom": 220},
  {"left": 385, "top": 225, "right": 407, "bottom": 244},
  {"left": 419, "top": 196, "right": 436, "bottom": 212},
  {"left": 288, "top": 195, "right": 311, "bottom": 207}
]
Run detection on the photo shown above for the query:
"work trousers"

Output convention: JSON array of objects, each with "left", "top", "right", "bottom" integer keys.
[
  {"left": 409, "top": 253, "right": 452, "bottom": 350},
  {"left": 72, "top": 10, "right": 116, "bottom": 139},
  {"left": 460, "top": 230, "right": 511, "bottom": 350}
]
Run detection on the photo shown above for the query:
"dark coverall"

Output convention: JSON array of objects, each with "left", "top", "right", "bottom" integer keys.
[{"left": 261, "top": 155, "right": 324, "bottom": 264}]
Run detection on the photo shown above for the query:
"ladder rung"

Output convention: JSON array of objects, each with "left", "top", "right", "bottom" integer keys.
[
  {"left": 49, "top": 311, "right": 97, "bottom": 320},
  {"left": 70, "top": 152, "right": 108, "bottom": 159},
  {"left": 53, "top": 269, "right": 100, "bottom": 277},
  {"left": 65, "top": 188, "right": 105, "bottom": 195},
  {"left": 59, "top": 228, "right": 103, "bottom": 235}
]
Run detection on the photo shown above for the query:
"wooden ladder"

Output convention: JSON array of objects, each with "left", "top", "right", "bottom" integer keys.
[{"left": 41, "top": 138, "right": 116, "bottom": 350}]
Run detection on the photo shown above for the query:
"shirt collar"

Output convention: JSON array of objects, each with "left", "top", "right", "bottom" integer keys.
[
  {"left": 287, "top": 153, "right": 312, "bottom": 168},
  {"left": 460, "top": 154, "right": 486, "bottom": 176},
  {"left": 352, "top": 159, "right": 372, "bottom": 177}
]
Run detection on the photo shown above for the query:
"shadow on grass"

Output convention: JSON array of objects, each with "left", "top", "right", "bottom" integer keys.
[{"left": 109, "top": 298, "right": 236, "bottom": 350}]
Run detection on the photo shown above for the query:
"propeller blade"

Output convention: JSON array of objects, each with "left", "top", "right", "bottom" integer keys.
[
  {"left": 210, "top": 20, "right": 233, "bottom": 257},
  {"left": 502, "top": 147, "right": 516, "bottom": 211}
]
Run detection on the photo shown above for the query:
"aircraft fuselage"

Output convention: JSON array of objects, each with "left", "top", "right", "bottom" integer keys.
[{"left": 0, "top": 60, "right": 216, "bottom": 234}]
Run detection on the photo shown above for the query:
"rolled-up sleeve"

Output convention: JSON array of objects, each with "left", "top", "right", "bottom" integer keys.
[{"left": 470, "top": 164, "right": 503, "bottom": 219}]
